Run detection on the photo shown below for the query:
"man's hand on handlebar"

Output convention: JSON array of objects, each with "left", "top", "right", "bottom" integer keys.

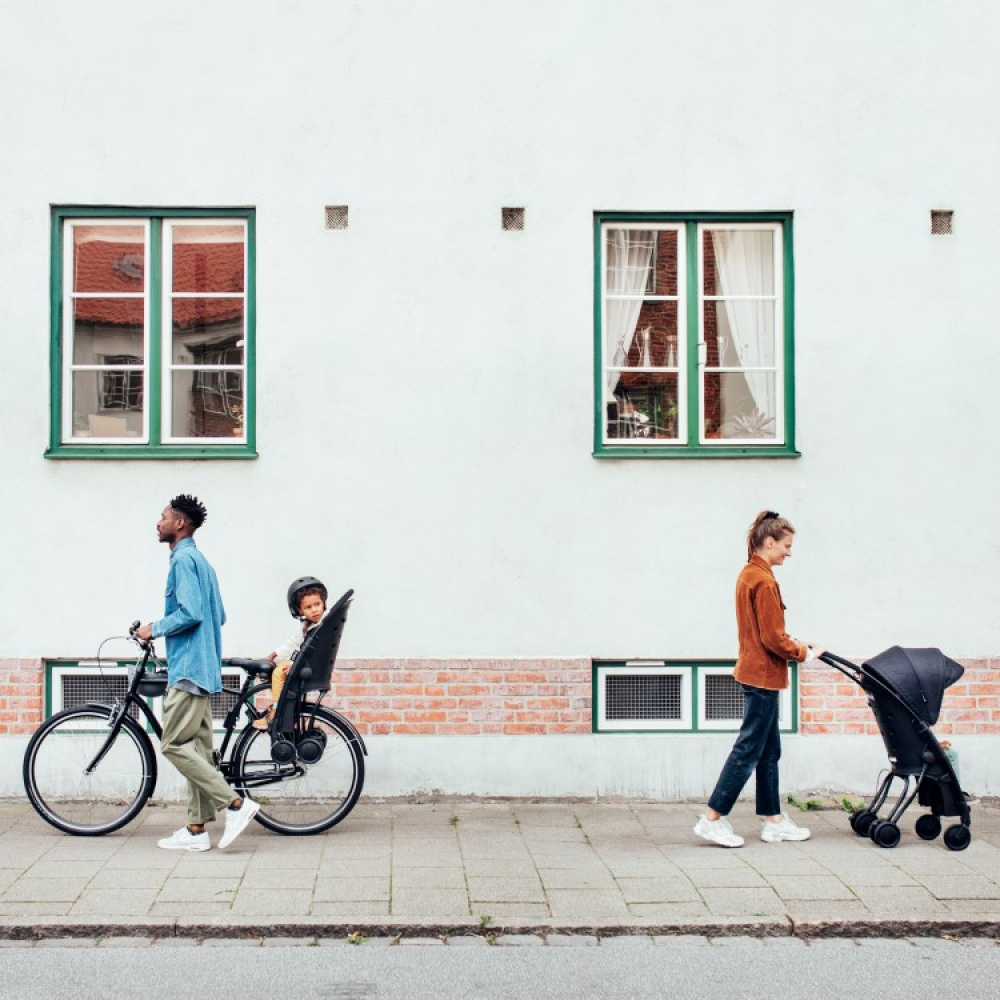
[{"left": 135, "top": 622, "right": 154, "bottom": 642}]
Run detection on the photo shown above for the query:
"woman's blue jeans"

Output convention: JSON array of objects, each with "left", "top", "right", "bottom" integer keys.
[{"left": 707, "top": 683, "right": 782, "bottom": 818}]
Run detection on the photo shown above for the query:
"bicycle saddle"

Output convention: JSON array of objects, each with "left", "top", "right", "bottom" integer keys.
[{"left": 224, "top": 657, "right": 276, "bottom": 678}]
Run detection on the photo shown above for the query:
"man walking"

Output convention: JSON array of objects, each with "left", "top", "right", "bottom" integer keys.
[{"left": 137, "top": 494, "right": 258, "bottom": 851}]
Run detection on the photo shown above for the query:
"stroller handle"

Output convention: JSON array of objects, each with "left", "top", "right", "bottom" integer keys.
[
  {"left": 818, "top": 651, "right": 856, "bottom": 670},
  {"left": 818, "top": 651, "right": 867, "bottom": 687}
]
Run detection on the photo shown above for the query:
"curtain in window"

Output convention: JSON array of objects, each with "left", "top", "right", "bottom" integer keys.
[
  {"left": 713, "top": 230, "right": 775, "bottom": 422},
  {"left": 605, "top": 230, "right": 655, "bottom": 394}
]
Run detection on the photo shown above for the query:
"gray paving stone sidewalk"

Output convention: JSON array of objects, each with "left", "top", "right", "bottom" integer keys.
[{"left": 0, "top": 798, "right": 997, "bottom": 940}]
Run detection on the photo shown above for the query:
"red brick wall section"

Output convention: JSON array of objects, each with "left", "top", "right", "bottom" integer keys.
[
  {"left": 0, "top": 659, "right": 43, "bottom": 735},
  {"left": 3, "top": 656, "right": 996, "bottom": 738},
  {"left": 798, "top": 657, "right": 1000, "bottom": 736},
  {"left": 329, "top": 658, "right": 593, "bottom": 736}
]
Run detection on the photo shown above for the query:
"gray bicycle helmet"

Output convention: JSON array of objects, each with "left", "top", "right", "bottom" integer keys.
[{"left": 286, "top": 576, "right": 328, "bottom": 618}]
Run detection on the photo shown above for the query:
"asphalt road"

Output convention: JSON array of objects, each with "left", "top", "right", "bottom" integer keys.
[{"left": 3, "top": 937, "right": 1000, "bottom": 999}]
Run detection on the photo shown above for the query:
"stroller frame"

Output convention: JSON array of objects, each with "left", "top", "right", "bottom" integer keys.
[{"left": 820, "top": 651, "right": 972, "bottom": 851}]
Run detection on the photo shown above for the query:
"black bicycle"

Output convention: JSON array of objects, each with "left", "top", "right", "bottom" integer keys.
[{"left": 23, "top": 590, "right": 366, "bottom": 837}]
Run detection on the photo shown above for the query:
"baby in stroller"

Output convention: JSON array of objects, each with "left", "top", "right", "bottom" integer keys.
[{"left": 253, "top": 576, "right": 328, "bottom": 730}]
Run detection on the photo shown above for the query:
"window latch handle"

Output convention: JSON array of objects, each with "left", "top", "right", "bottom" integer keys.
[{"left": 697, "top": 342, "right": 707, "bottom": 366}]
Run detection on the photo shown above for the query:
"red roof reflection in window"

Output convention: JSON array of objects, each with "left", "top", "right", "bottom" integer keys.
[{"left": 73, "top": 240, "right": 244, "bottom": 330}]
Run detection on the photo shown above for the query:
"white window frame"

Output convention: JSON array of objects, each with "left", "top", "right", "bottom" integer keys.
[
  {"left": 600, "top": 222, "right": 688, "bottom": 446},
  {"left": 596, "top": 662, "right": 693, "bottom": 732},
  {"left": 161, "top": 219, "right": 248, "bottom": 445},
  {"left": 47, "top": 661, "right": 245, "bottom": 730},
  {"left": 62, "top": 219, "right": 152, "bottom": 445},
  {"left": 697, "top": 221, "right": 785, "bottom": 447},
  {"left": 696, "top": 665, "right": 794, "bottom": 733}
]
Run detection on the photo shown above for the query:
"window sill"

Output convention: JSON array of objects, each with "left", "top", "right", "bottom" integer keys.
[
  {"left": 45, "top": 445, "right": 258, "bottom": 460},
  {"left": 593, "top": 445, "right": 801, "bottom": 459}
]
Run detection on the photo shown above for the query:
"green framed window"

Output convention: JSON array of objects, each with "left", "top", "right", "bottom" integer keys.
[
  {"left": 592, "top": 660, "right": 797, "bottom": 733},
  {"left": 594, "top": 212, "right": 796, "bottom": 457},
  {"left": 45, "top": 659, "right": 245, "bottom": 730},
  {"left": 47, "top": 207, "right": 256, "bottom": 458}
]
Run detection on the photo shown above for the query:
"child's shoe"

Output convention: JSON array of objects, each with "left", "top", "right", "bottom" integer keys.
[{"left": 252, "top": 707, "right": 275, "bottom": 731}]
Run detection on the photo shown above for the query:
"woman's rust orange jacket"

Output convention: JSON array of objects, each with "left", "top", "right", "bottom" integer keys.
[{"left": 732, "top": 555, "right": 807, "bottom": 691}]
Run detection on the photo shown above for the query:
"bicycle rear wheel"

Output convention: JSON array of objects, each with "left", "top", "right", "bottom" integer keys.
[
  {"left": 231, "top": 706, "right": 364, "bottom": 835},
  {"left": 23, "top": 706, "right": 156, "bottom": 835}
]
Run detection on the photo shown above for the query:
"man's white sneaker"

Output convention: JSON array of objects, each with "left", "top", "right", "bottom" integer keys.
[
  {"left": 157, "top": 826, "right": 211, "bottom": 852},
  {"left": 694, "top": 815, "right": 744, "bottom": 848},
  {"left": 218, "top": 797, "right": 261, "bottom": 849},
  {"left": 761, "top": 813, "right": 811, "bottom": 843}
]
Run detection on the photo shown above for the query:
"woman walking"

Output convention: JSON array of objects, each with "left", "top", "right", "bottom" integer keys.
[{"left": 694, "top": 511, "right": 825, "bottom": 848}]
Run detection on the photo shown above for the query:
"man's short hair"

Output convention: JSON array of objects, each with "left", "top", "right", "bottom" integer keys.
[{"left": 169, "top": 494, "right": 208, "bottom": 530}]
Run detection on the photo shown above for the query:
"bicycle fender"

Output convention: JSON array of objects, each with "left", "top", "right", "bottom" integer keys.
[{"left": 326, "top": 708, "right": 368, "bottom": 756}]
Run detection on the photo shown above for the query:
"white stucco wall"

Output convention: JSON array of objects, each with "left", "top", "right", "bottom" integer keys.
[
  {"left": 3, "top": 734, "right": 997, "bottom": 803},
  {"left": 0, "top": 1, "right": 997, "bottom": 794}
]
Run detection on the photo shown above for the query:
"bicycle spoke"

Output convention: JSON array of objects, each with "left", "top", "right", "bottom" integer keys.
[
  {"left": 232, "top": 707, "right": 364, "bottom": 834},
  {"left": 24, "top": 707, "right": 155, "bottom": 835}
]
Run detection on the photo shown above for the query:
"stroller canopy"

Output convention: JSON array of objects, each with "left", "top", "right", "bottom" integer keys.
[{"left": 863, "top": 646, "right": 964, "bottom": 725}]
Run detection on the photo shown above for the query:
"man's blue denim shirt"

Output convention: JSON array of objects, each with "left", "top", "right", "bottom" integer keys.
[{"left": 151, "top": 537, "right": 226, "bottom": 694}]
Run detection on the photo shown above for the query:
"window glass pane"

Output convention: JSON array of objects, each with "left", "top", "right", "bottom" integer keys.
[
  {"left": 71, "top": 371, "right": 144, "bottom": 437},
  {"left": 607, "top": 373, "right": 679, "bottom": 441},
  {"left": 703, "top": 300, "right": 775, "bottom": 368},
  {"left": 606, "top": 228, "right": 678, "bottom": 298},
  {"left": 703, "top": 372, "right": 777, "bottom": 440},
  {"left": 609, "top": 304, "right": 679, "bottom": 370},
  {"left": 73, "top": 226, "right": 145, "bottom": 293},
  {"left": 72, "top": 298, "right": 144, "bottom": 364},
  {"left": 172, "top": 225, "right": 245, "bottom": 293},
  {"left": 172, "top": 299, "right": 245, "bottom": 363},
  {"left": 703, "top": 229, "right": 775, "bottom": 297},
  {"left": 171, "top": 371, "right": 244, "bottom": 438}
]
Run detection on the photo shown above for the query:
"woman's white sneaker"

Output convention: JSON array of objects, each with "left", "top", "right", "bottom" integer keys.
[
  {"left": 761, "top": 813, "right": 811, "bottom": 842},
  {"left": 694, "top": 815, "right": 744, "bottom": 848}
]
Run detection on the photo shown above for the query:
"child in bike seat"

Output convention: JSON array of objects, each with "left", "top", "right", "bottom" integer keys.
[{"left": 253, "top": 576, "right": 328, "bottom": 730}]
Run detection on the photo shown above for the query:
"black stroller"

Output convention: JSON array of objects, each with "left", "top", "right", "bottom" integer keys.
[{"left": 820, "top": 648, "right": 972, "bottom": 851}]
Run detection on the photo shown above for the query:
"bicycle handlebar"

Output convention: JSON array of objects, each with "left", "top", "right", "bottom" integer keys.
[{"left": 128, "top": 619, "right": 153, "bottom": 653}]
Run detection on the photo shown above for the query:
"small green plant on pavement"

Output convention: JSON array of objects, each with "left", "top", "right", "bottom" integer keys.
[{"left": 787, "top": 794, "right": 823, "bottom": 812}]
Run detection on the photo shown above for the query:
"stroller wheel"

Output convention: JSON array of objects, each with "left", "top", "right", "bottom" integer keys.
[
  {"left": 870, "top": 820, "right": 901, "bottom": 849},
  {"left": 850, "top": 809, "right": 877, "bottom": 837},
  {"left": 915, "top": 814, "right": 941, "bottom": 841},
  {"left": 943, "top": 824, "right": 971, "bottom": 852}
]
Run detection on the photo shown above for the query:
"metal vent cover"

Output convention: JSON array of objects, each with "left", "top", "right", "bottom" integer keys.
[
  {"left": 930, "top": 209, "right": 953, "bottom": 235},
  {"left": 605, "top": 673, "right": 682, "bottom": 721},
  {"left": 210, "top": 674, "right": 243, "bottom": 719},
  {"left": 325, "top": 205, "right": 349, "bottom": 230},
  {"left": 501, "top": 207, "right": 525, "bottom": 231},
  {"left": 704, "top": 673, "right": 744, "bottom": 721},
  {"left": 59, "top": 673, "right": 141, "bottom": 720}
]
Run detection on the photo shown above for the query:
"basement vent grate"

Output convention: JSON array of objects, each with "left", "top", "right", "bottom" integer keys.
[
  {"left": 704, "top": 673, "right": 745, "bottom": 721},
  {"left": 501, "top": 207, "right": 525, "bottom": 231},
  {"left": 210, "top": 676, "right": 243, "bottom": 719},
  {"left": 60, "top": 674, "right": 141, "bottom": 720},
  {"left": 605, "top": 673, "right": 682, "bottom": 721},
  {"left": 325, "top": 205, "right": 349, "bottom": 230},
  {"left": 930, "top": 209, "right": 953, "bottom": 235}
]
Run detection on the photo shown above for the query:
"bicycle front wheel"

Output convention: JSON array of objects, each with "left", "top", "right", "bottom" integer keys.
[
  {"left": 231, "top": 706, "right": 364, "bottom": 835},
  {"left": 23, "top": 706, "right": 156, "bottom": 835}
]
